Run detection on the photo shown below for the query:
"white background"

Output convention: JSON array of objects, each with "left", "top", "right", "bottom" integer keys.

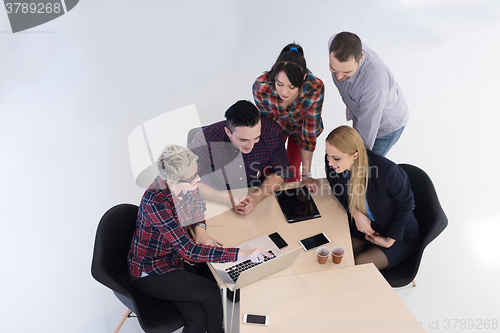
[{"left": 1, "top": 0, "right": 499, "bottom": 332}]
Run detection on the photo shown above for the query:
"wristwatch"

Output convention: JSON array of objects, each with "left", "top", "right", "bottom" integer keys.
[{"left": 301, "top": 172, "right": 312, "bottom": 178}]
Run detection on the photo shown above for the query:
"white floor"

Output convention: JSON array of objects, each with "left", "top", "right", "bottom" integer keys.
[{"left": 1, "top": 1, "right": 500, "bottom": 332}]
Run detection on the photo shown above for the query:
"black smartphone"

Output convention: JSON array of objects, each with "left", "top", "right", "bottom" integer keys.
[
  {"left": 243, "top": 313, "right": 269, "bottom": 325},
  {"left": 269, "top": 232, "right": 288, "bottom": 249}
]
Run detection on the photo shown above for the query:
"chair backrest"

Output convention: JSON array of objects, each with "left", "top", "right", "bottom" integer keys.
[
  {"left": 382, "top": 164, "right": 448, "bottom": 287},
  {"left": 92, "top": 204, "right": 185, "bottom": 332},
  {"left": 399, "top": 164, "right": 448, "bottom": 248},
  {"left": 187, "top": 127, "right": 203, "bottom": 145},
  {"left": 91, "top": 204, "right": 139, "bottom": 299}
]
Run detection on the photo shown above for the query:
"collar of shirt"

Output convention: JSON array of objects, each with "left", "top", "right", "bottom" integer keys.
[
  {"left": 346, "top": 50, "right": 367, "bottom": 84},
  {"left": 297, "top": 73, "right": 314, "bottom": 100},
  {"left": 151, "top": 176, "right": 192, "bottom": 208},
  {"left": 222, "top": 131, "right": 241, "bottom": 154}
]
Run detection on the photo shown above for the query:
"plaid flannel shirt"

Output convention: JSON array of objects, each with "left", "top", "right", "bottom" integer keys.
[
  {"left": 188, "top": 118, "right": 291, "bottom": 191},
  {"left": 252, "top": 73, "right": 325, "bottom": 152},
  {"left": 128, "top": 176, "right": 239, "bottom": 281}
]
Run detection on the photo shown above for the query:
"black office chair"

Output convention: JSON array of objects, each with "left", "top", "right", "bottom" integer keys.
[
  {"left": 91, "top": 204, "right": 184, "bottom": 333},
  {"left": 187, "top": 127, "right": 203, "bottom": 145},
  {"left": 381, "top": 164, "right": 448, "bottom": 288}
]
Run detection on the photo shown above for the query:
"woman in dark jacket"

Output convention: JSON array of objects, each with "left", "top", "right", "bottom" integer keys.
[{"left": 324, "top": 126, "right": 419, "bottom": 270}]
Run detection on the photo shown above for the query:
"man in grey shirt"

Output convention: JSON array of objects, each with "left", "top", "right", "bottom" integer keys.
[{"left": 328, "top": 32, "right": 409, "bottom": 156}]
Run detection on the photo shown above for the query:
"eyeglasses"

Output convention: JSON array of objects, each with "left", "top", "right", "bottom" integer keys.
[{"left": 177, "top": 166, "right": 200, "bottom": 186}]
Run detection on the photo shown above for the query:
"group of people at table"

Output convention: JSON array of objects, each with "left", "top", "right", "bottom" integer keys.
[{"left": 127, "top": 32, "right": 419, "bottom": 332}]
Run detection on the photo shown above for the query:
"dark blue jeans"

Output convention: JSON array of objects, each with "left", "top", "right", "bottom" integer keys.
[{"left": 371, "top": 127, "right": 405, "bottom": 156}]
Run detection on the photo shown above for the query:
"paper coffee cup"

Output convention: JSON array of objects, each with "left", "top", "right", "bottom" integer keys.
[
  {"left": 316, "top": 246, "right": 330, "bottom": 264},
  {"left": 331, "top": 246, "right": 345, "bottom": 264}
]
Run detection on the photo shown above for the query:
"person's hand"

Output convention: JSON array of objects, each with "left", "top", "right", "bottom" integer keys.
[
  {"left": 352, "top": 209, "right": 377, "bottom": 236},
  {"left": 302, "top": 176, "right": 319, "bottom": 193},
  {"left": 194, "top": 226, "right": 223, "bottom": 247},
  {"left": 222, "top": 192, "right": 244, "bottom": 209},
  {"left": 365, "top": 234, "right": 395, "bottom": 248},
  {"left": 238, "top": 248, "right": 274, "bottom": 263},
  {"left": 234, "top": 193, "right": 258, "bottom": 216}
]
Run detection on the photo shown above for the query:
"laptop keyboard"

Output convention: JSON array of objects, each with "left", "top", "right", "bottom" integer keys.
[{"left": 225, "top": 250, "right": 276, "bottom": 283}]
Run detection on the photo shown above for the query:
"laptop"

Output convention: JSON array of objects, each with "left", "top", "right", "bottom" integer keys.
[
  {"left": 210, "top": 235, "right": 302, "bottom": 291},
  {"left": 275, "top": 185, "right": 321, "bottom": 223}
]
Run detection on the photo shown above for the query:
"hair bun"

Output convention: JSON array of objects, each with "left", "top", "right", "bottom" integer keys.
[{"left": 285, "top": 44, "right": 303, "bottom": 55}]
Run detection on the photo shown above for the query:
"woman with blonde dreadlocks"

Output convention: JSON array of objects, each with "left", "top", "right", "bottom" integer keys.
[
  {"left": 324, "top": 126, "right": 419, "bottom": 270},
  {"left": 128, "top": 144, "right": 272, "bottom": 332}
]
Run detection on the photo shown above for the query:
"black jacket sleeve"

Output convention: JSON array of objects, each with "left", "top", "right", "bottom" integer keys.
[{"left": 383, "top": 164, "right": 415, "bottom": 242}]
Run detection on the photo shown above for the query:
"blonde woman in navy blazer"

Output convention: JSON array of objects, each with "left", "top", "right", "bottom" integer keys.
[{"left": 325, "top": 126, "right": 419, "bottom": 270}]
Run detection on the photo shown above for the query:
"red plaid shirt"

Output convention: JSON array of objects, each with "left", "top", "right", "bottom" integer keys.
[
  {"left": 128, "top": 176, "right": 239, "bottom": 281},
  {"left": 253, "top": 73, "right": 325, "bottom": 152}
]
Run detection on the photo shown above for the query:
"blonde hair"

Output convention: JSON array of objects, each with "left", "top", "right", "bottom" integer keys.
[
  {"left": 326, "top": 126, "right": 369, "bottom": 215},
  {"left": 157, "top": 144, "right": 198, "bottom": 183}
]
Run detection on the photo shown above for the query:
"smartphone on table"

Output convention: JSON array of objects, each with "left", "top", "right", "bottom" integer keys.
[
  {"left": 299, "top": 232, "right": 331, "bottom": 251},
  {"left": 243, "top": 313, "right": 269, "bottom": 326},
  {"left": 269, "top": 232, "right": 288, "bottom": 249}
]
